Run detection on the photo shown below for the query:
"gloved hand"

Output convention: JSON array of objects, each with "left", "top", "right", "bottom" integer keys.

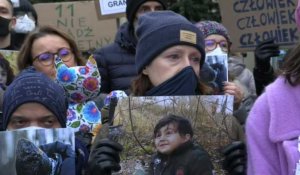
[
  {"left": 39, "top": 141, "right": 75, "bottom": 159},
  {"left": 254, "top": 39, "right": 280, "bottom": 72},
  {"left": 221, "top": 141, "right": 246, "bottom": 175},
  {"left": 88, "top": 138, "right": 123, "bottom": 175},
  {"left": 75, "top": 130, "right": 94, "bottom": 150}
]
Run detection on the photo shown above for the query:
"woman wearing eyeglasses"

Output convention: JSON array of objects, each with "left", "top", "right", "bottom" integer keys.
[
  {"left": 14, "top": 25, "right": 124, "bottom": 175},
  {"left": 195, "top": 21, "right": 256, "bottom": 175},
  {"left": 195, "top": 21, "right": 256, "bottom": 114},
  {"left": 17, "top": 25, "right": 84, "bottom": 79}
]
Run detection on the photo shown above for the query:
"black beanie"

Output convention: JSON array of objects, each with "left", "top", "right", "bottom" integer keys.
[
  {"left": 1, "top": 69, "right": 68, "bottom": 130},
  {"left": 126, "top": 0, "right": 167, "bottom": 27},
  {"left": 13, "top": 0, "right": 38, "bottom": 23},
  {"left": 135, "top": 11, "right": 206, "bottom": 74}
]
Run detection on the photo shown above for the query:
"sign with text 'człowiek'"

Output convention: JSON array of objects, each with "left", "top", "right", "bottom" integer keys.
[{"left": 219, "top": 0, "right": 299, "bottom": 52}]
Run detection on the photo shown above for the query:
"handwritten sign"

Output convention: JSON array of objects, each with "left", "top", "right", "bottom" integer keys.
[
  {"left": 94, "top": 0, "right": 126, "bottom": 20},
  {"left": 34, "top": 1, "right": 118, "bottom": 51},
  {"left": 219, "top": 0, "right": 299, "bottom": 52}
]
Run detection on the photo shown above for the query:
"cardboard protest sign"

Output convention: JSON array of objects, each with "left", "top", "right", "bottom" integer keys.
[
  {"left": 219, "top": 0, "right": 299, "bottom": 52},
  {"left": 94, "top": 0, "right": 126, "bottom": 20},
  {"left": 0, "top": 128, "right": 75, "bottom": 175},
  {"left": 110, "top": 95, "right": 240, "bottom": 174},
  {"left": 34, "top": 1, "right": 118, "bottom": 51}
]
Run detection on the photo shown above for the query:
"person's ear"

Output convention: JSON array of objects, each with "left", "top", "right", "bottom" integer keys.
[
  {"left": 142, "top": 67, "right": 149, "bottom": 75},
  {"left": 184, "top": 134, "right": 191, "bottom": 142},
  {"left": 9, "top": 17, "right": 16, "bottom": 29}
]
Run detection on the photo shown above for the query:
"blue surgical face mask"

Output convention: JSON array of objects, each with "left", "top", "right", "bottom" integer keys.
[{"left": 14, "top": 14, "right": 36, "bottom": 33}]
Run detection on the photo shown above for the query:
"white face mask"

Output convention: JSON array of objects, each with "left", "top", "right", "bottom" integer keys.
[
  {"left": 206, "top": 46, "right": 228, "bottom": 56},
  {"left": 8, "top": 126, "right": 44, "bottom": 131},
  {"left": 14, "top": 14, "right": 36, "bottom": 34}
]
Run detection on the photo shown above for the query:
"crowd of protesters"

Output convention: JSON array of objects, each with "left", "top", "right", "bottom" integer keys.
[{"left": 1, "top": 0, "right": 300, "bottom": 174}]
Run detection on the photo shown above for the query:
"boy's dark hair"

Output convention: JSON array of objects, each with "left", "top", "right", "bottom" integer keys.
[
  {"left": 154, "top": 114, "right": 193, "bottom": 137},
  {"left": 0, "top": 53, "right": 15, "bottom": 86}
]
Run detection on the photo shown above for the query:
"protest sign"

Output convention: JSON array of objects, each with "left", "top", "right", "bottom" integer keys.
[
  {"left": 219, "top": 0, "right": 299, "bottom": 52},
  {"left": 34, "top": 1, "right": 118, "bottom": 51},
  {"left": 94, "top": 0, "right": 126, "bottom": 20}
]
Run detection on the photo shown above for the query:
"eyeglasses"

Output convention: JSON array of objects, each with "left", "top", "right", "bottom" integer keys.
[
  {"left": 204, "top": 39, "right": 229, "bottom": 52},
  {"left": 33, "top": 48, "right": 72, "bottom": 66}
]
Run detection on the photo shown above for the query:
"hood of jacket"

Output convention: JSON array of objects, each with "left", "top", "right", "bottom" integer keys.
[
  {"left": 115, "top": 22, "right": 137, "bottom": 53},
  {"left": 228, "top": 56, "right": 246, "bottom": 78},
  {"left": 265, "top": 77, "right": 300, "bottom": 142}
]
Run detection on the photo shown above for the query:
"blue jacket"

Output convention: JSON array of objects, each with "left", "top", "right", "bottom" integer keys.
[{"left": 93, "top": 22, "right": 137, "bottom": 94}]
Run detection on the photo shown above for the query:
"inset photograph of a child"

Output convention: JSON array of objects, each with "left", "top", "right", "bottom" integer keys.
[
  {"left": 110, "top": 95, "right": 242, "bottom": 175},
  {"left": 0, "top": 128, "right": 75, "bottom": 175}
]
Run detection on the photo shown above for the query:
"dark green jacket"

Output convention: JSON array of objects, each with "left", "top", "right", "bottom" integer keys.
[{"left": 149, "top": 141, "right": 214, "bottom": 175}]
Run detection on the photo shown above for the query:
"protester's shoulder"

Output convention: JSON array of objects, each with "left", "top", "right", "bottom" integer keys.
[
  {"left": 189, "top": 143, "right": 210, "bottom": 157},
  {"left": 250, "top": 78, "right": 285, "bottom": 109},
  {"left": 266, "top": 76, "right": 300, "bottom": 94},
  {"left": 94, "top": 42, "right": 119, "bottom": 55}
]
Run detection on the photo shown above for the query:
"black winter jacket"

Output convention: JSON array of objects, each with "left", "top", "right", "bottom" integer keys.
[
  {"left": 93, "top": 22, "right": 137, "bottom": 94},
  {"left": 149, "top": 141, "right": 214, "bottom": 175}
]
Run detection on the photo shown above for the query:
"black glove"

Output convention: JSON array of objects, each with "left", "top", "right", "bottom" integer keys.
[
  {"left": 88, "top": 138, "right": 123, "bottom": 175},
  {"left": 221, "top": 141, "right": 246, "bottom": 175},
  {"left": 39, "top": 141, "right": 75, "bottom": 159},
  {"left": 75, "top": 130, "right": 94, "bottom": 151},
  {"left": 254, "top": 39, "right": 280, "bottom": 72}
]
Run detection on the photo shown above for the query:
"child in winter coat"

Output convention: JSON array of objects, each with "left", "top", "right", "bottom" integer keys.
[{"left": 149, "top": 114, "right": 214, "bottom": 175}]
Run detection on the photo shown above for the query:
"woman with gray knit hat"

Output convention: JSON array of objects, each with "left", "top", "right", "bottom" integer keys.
[
  {"left": 195, "top": 20, "right": 256, "bottom": 123},
  {"left": 131, "top": 11, "right": 211, "bottom": 96},
  {"left": 195, "top": 20, "right": 256, "bottom": 107},
  {"left": 195, "top": 20, "right": 255, "bottom": 175}
]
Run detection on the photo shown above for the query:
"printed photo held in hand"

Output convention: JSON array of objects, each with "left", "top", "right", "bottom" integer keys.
[
  {"left": 0, "top": 128, "right": 75, "bottom": 175},
  {"left": 0, "top": 49, "right": 19, "bottom": 74},
  {"left": 109, "top": 95, "right": 243, "bottom": 175},
  {"left": 204, "top": 48, "right": 228, "bottom": 95}
]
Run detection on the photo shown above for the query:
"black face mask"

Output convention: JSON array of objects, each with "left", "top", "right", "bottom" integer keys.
[
  {"left": 145, "top": 66, "right": 199, "bottom": 96},
  {"left": 0, "top": 16, "right": 11, "bottom": 37}
]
